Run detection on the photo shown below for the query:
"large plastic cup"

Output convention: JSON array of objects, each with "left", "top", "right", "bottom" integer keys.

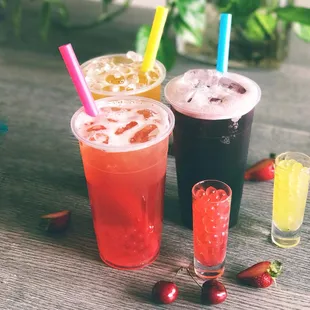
[
  {"left": 71, "top": 96, "right": 174, "bottom": 270},
  {"left": 165, "top": 70, "right": 261, "bottom": 229},
  {"left": 81, "top": 53, "right": 166, "bottom": 101}
]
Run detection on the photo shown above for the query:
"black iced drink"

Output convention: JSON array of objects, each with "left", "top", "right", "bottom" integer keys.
[{"left": 165, "top": 69, "right": 261, "bottom": 228}]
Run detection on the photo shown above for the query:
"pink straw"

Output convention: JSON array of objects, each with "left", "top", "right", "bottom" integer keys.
[{"left": 59, "top": 44, "right": 99, "bottom": 117}]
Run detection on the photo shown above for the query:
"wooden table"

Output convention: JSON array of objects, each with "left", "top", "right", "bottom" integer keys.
[{"left": 1, "top": 3, "right": 310, "bottom": 309}]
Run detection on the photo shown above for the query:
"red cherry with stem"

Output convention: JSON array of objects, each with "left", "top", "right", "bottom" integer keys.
[
  {"left": 152, "top": 281, "right": 178, "bottom": 304},
  {"left": 184, "top": 268, "right": 227, "bottom": 305},
  {"left": 201, "top": 279, "right": 227, "bottom": 305}
]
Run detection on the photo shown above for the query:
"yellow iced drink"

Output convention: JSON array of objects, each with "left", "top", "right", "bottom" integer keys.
[
  {"left": 272, "top": 152, "right": 310, "bottom": 248},
  {"left": 81, "top": 52, "right": 166, "bottom": 101}
]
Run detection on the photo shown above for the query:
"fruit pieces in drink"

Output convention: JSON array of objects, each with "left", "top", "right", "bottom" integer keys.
[
  {"left": 193, "top": 186, "right": 230, "bottom": 267},
  {"left": 273, "top": 158, "right": 310, "bottom": 232},
  {"left": 77, "top": 100, "right": 169, "bottom": 148},
  {"left": 82, "top": 52, "right": 164, "bottom": 100}
]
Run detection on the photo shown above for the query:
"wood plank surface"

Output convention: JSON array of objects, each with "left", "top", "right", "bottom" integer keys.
[{"left": 1, "top": 2, "right": 310, "bottom": 309}]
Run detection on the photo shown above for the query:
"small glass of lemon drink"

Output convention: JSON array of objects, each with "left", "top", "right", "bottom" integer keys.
[{"left": 272, "top": 152, "right": 310, "bottom": 248}]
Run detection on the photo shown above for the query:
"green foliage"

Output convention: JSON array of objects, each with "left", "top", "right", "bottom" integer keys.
[
  {"left": 242, "top": 8, "right": 277, "bottom": 41},
  {"left": 2, "top": 0, "right": 310, "bottom": 70},
  {"left": 293, "top": 23, "right": 310, "bottom": 42},
  {"left": 274, "top": 6, "right": 310, "bottom": 25},
  {"left": 135, "top": 24, "right": 176, "bottom": 71}
]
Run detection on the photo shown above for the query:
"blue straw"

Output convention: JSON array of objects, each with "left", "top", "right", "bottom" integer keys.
[{"left": 216, "top": 13, "right": 232, "bottom": 73}]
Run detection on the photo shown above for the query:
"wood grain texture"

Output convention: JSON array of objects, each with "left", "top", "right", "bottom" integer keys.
[{"left": 1, "top": 3, "right": 310, "bottom": 310}]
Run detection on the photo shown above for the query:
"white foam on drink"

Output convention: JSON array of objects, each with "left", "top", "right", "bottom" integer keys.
[
  {"left": 165, "top": 69, "right": 261, "bottom": 120},
  {"left": 73, "top": 98, "right": 170, "bottom": 148}
]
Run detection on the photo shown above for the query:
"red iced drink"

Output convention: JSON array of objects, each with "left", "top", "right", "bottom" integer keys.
[
  {"left": 71, "top": 96, "right": 174, "bottom": 270},
  {"left": 192, "top": 180, "right": 231, "bottom": 279}
]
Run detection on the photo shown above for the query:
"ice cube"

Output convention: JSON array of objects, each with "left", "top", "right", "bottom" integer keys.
[
  {"left": 89, "top": 132, "right": 109, "bottom": 144},
  {"left": 220, "top": 77, "right": 247, "bottom": 94},
  {"left": 126, "top": 83, "right": 136, "bottom": 91},
  {"left": 127, "top": 74, "right": 139, "bottom": 84},
  {"left": 111, "top": 85, "right": 120, "bottom": 92},
  {"left": 92, "top": 82, "right": 104, "bottom": 90},
  {"left": 189, "top": 88, "right": 210, "bottom": 106},
  {"left": 126, "top": 51, "right": 143, "bottom": 62},
  {"left": 183, "top": 69, "right": 222, "bottom": 88},
  {"left": 102, "top": 63, "right": 111, "bottom": 72},
  {"left": 114, "top": 72, "right": 122, "bottom": 79},
  {"left": 106, "top": 71, "right": 125, "bottom": 85}
]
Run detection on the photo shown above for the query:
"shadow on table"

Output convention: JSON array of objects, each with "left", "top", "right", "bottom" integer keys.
[
  {"left": 234, "top": 211, "right": 271, "bottom": 243},
  {"left": 0, "top": 170, "right": 100, "bottom": 262}
]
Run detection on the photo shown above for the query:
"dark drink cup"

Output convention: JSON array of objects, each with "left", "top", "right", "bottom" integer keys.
[{"left": 165, "top": 70, "right": 261, "bottom": 229}]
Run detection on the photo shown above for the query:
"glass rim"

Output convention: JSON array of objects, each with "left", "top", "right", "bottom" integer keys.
[
  {"left": 164, "top": 70, "right": 261, "bottom": 120},
  {"left": 275, "top": 151, "right": 310, "bottom": 166},
  {"left": 70, "top": 95, "right": 175, "bottom": 153},
  {"left": 192, "top": 179, "right": 232, "bottom": 204},
  {"left": 81, "top": 53, "right": 166, "bottom": 96}
]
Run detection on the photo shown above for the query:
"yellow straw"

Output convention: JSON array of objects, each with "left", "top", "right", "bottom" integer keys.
[{"left": 141, "top": 6, "right": 169, "bottom": 72}]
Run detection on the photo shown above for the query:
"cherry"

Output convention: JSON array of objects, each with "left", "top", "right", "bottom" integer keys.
[
  {"left": 152, "top": 281, "right": 178, "bottom": 304},
  {"left": 201, "top": 279, "right": 227, "bottom": 305}
]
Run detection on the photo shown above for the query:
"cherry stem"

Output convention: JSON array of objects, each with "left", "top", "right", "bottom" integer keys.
[
  {"left": 186, "top": 268, "right": 202, "bottom": 288},
  {"left": 171, "top": 266, "right": 202, "bottom": 288},
  {"left": 171, "top": 267, "right": 185, "bottom": 282}
]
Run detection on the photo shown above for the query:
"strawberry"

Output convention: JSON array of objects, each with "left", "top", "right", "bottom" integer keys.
[
  {"left": 41, "top": 210, "right": 71, "bottom": 233},
  {"left": 244, "top": 153, "right": 276, "bottom": 181},
  {"left": 237, "top": 260, "right": 282, "bottom": 288}
]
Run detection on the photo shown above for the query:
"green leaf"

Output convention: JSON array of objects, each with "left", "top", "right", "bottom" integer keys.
[
  {"left": 175, "top": 0, "right": 205, "bottom": 46},
  {"left": 40, "top": 1, "right": 52, "bottom": 41},
  {"left": 12, "top": 0, "right": 22, "bottom": 37},
  {"left": 173, "top": 14, "right": 203, "bottom": 46},
  {"left": 135, "top": 24, "right": 176, "bottom": 71},
  {"left": 0, "top": 0, "right": 7, "bottom": 9},
  {"left": 293, "top": 22, "right": 310, "bottom": 42},
  {"left": 155, "top": 33, "right": 176, "bottom": 71},
  {"left": 218, "top": 0, "right": 262, "bottom": 25},
  {"left": 135, "top": 24, "right": 151, "bottom": 56},
  {"left": 243, "top": 8, "right": 277, "bottom": 42},
  {"left": 274, "top": 6, "right": 310, "bottom": 26}
]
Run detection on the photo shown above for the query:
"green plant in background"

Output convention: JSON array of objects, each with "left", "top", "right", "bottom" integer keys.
[
  {"left": 0, "top": 0, "right": 131, "bottom": 39},
  {"left": 1, "top": 0, "right": 310, "bottom": 70},
  {"left": 136, "top": 0, "right": 310, "bottom": 70}
]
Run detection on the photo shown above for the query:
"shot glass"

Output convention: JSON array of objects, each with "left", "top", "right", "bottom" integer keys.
[
  {"left": 272, "top": 152, "right": 310, "bottom": 248},
  {"left": 192, "top": 180, "right": 231, "bottom": 279}
]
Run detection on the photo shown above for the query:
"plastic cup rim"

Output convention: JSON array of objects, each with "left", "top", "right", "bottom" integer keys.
[
  {"left": 164, "top": 70, "right": 261, "bottom": 120},
  {"left": 70, "top": 95, "right": 175, "bottom": 153},
  {"left": 275, "top": 151, "right": 310, "bottom": 166},
  {"left": 81, "top": 53, "right": 166, "bottom": 96},
  {"left": 192, "top": 179, "right": 232, "bottom": 204}
]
